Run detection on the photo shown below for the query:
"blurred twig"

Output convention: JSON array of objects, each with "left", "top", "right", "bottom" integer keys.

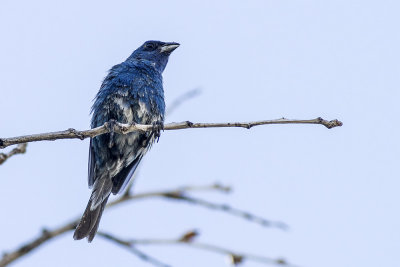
[
  {"left": 162, "top": 192, "right": 288, "bottom": 230},
  {"left": 111, "top": 183, "right": 286, "bottom": 230},
  {"left": 0, "top": 117, "right": 342, "bottom": 149},
  {"left": 124, "top": 88, "right": 202, "bottom": 195},
  {"left": 97, "top": 230, "right": 297, "bottom": 267},
  {"left": 98, "top": 232, "right": 172, "bottom": 267},
  {"left": 0, "top": 183, "right": 284, "bottom": 267},
  {"left": 0, "top": 222, "right": 77, "bottom": 267},
  {"left": 165, "top": 88, "right": 201, "bottom": 115},
  {"left": 0, "top": 143, "right": 27, "bottom": 165}
]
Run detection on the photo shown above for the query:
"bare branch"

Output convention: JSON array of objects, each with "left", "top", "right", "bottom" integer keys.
[
  {"left": 97, "top": 230, "right": 298, "bottom": 267},
  {"left": 0, "top": 117, "right": 342, "bottom": 149},
  {"left": 160, "top": 192, "right": 288, "bottom": 230},
  {"left": 108, "top": 183, "right": 231, "bottom": 207},
  {"left": 109, "top": 183, "right": 285, "bottom": 230},
  {"left": 1, "top": 183, "right": 278, "bottom": 266},
  {"left": 98, "top": 232, "right": 172, "bottom": 267},
  {"left": 0, "top": 143, "right": 27, "bottom": 165},
  {"left": 0, "top": 222, "right": 77, "bottom": 267}
]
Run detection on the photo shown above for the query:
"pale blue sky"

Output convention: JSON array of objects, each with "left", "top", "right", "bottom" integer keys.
[{"left": 0, "top": 1, "right": 399, "bottom": 266}]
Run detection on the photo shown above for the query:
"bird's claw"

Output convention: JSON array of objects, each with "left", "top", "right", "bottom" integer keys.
[{"left": 152, "top": 121, "right": 164, "bottom": 142}]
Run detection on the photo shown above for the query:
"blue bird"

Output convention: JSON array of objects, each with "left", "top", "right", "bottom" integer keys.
[{"left": 73, "top": 40, "right": 179, "bottom": 242}]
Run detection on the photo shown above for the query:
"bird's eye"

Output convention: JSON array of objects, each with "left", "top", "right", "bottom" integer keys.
[{"left": 145, "top": 43, "right": 156, "bottom": 50}]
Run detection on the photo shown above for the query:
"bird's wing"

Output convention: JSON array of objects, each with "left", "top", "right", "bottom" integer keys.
[
  {"left": 110, "top": 127, "right": 157, "bottom": 194},
  {"left": 111, "top": 152, "right": 143, "bottom": 194}
]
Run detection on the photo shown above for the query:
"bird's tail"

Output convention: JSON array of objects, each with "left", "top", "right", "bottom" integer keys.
[{"left": 73, "top": 178, "right": 112, "bottom": 242}]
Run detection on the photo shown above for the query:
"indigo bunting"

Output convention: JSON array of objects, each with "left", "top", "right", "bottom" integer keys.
[{"left": 73, "top": 40, "right": 179, "bottom": 242}]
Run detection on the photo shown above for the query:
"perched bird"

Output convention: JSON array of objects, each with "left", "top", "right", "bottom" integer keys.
[{"left": 73, "top": 40, "right": 179, "bottom": 242}]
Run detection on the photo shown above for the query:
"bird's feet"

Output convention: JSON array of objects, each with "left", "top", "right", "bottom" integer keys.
[{"left": 152, "top": 121, "right": 164, "bottom": 142}]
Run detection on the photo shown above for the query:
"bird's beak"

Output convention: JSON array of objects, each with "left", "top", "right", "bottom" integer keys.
[{"left": 160, "top": 42, "right": 180, "bottom": 53}]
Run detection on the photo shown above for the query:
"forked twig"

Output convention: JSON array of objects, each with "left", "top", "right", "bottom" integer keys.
[{"left": 0, "top": 143, "right": 27, "bottom": 165}]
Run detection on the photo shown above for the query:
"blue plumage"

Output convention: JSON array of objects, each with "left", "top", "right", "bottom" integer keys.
[{"left": 74, "top": 40, "right": 179, "bottom": 242}]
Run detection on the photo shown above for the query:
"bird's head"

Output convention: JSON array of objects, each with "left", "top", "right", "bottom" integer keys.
[{"left": 128, "top": 40, "right": 180, "bottom": 73}]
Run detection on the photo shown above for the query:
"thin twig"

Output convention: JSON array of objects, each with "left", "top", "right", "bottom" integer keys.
[
  {"left": 0, "top": 143, "right": 27, "bottom": 165},
  {"left": 108, "top": 184, "right": 285, "bottom": 230},
  {"left": 97, "top": 230, "right": 297, "bottom": 266},
  {"left": 1, "top": 183, "right": 278, "bottom": 267},
  {"left": 162, "top": 193, "right": 288, "bottom": 230},
  {"left": 0, "top": 117, "right": 342, "bottom": 149},
  {"left": 98, "top": 232, "right": 172, "bottom": 267},
  {"left": 0, "top": 222, "right": 77, "bottom": 267},
  {"left": 108, "top": 183, "right": 231, "bottom": 207},
  {"left": 165, "top": 88, "right": 201, "bottom": 115}
]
